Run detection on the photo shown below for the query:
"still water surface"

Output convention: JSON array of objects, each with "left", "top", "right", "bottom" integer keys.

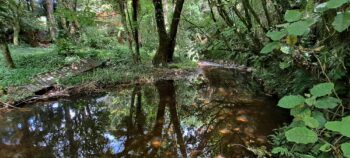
[{"left": 0, "top": 68, "right": 289, "bottom": 158}]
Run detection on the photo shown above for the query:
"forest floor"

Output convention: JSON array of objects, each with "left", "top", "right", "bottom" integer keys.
[{"left": 0, "top": 46, "right": 198, "bottom": 106}]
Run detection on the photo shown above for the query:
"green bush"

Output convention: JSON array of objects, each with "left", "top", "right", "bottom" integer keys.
[
  {"left": 80, "top": 27, "right": 117, "bottom": 49},
  {"left": 56, "top": 38, "right": 79, "bottom": 56}
]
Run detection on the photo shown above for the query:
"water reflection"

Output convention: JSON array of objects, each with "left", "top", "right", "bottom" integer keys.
[{"left": 0, "top": 68, "right": 289, "bottom": 158}]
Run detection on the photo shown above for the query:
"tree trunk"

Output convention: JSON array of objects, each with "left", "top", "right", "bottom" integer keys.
[
  {"left": 57, "top": 0, "right": 68, "bottom": 31},
  {"left": 13, "top": 21, "right": 20, "bottom": 46},
  {"left": 152, "top": 0, "right": 170, "bottom": 66},
  {"left": 167, "top": 0, "right": 185, "bottom": 62},
  {"left": 261, "top": 0, "right": 272, "bottom": 28},
  {"left": 29, "top": 0, "right": 35, "bottom": 12},
  {"left": 242, "top": 0, "right": 268, "bottom": 32},
  {"left": 163, "top": 0, "right": 169, "bottom": 27},
  {"left": 116, "top": 0, "right": 137, "bottom": 64},
  {"left": 1, "top": 42, "right": 16, "bottom": 68},
  {"left": 152, "top": 0, "right": 185, "bottom": 66},
  {"left": 45, "top": 0, "right": 57, "bottom": 41},
  {"left": 132, "top": 0, "right": 141, "bottom": 63},
  {"left": 207, "top": 0, "right": 217, "bottom": 22}
]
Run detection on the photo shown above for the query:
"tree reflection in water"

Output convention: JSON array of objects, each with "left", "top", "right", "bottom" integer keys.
[{"left": 0, "top": 69, "right": 289, "bottom": 158}]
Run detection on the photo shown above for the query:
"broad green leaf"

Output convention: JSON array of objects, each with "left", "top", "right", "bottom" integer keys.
[
  {"left": 310, "top": 83, "right": 334, "bottom": 97},
  {"left": 278, "top": 95, "right": 305, "bottom": 109},
  {"left": 341, "top": 143, "right": 350, "bottom": 158},
  {"left": 319, "top": 143, "right": 332, "bottom": 152},
  {"left": 260, "top": 42, "right": 280, "bottom": 54},
  {"left": 266, "top": 30, "right": 287, "bottom": 41},
  {"left": 326, "top": 0, "right": 349, "bottom": 9},
  {"left": 291, "top": 106, "right": 311, "bottom": 118},
  {"left": 315, "top": 2, "right": 328, "bottom": 12},
  {"left": 312, "top": 111, "right": 326, "bottom": 128},
  {"left": 287, "top": 21, "right": 310, "bottom": 36},
  {"left": 285, "top": 127, "right": 318, "bottom": 144},
  {"left": 304, "top": 17, "right": 318, "bottom": 27},
  {"left": 332, "top": 11, "right": 350, "bottom": 32},
  {"left": 305, "top": 97, "right": 316, "bottom": 106},
  {"left": 325, "top": 116, "right": 350, "bottom": 137},
  {"left": 314, "top": 97, "right": 340, "bottom": 109},
  {"left": 290, "top": 119, "right": 306, "bottom": 127},
  {"left": 303, "top": 116, "right": 320, "bottom": 128},
  {"left": 284, "top": 10, "right": 302, "bottom": 22}
]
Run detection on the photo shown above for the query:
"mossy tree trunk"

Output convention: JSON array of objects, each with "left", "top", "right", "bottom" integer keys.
[
  {"left": 13, "top": 20, "right": 20, "bottom": 46},
  {"left": 0, "top": 41, "right": 16, "bottom": 68},
  {"left": 29, "top": 0, "right": 35, "bottom": 12},
  {"left": 45, "top": 0, "right": 57, "bottom": 42},
  {"left": 115, "top": 0, "right": 140, "bottom": 64}
]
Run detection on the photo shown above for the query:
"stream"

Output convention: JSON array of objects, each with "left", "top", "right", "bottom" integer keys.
[{"left": 0, "top": 67, "right": 289, "bottom": 158}]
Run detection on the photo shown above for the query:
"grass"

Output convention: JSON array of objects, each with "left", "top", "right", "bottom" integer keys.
[
  {"left": 0, "top": 45, "right": 65, "bottom": 87},
  {"left": 1, "top": 45, "right": 197, "bottom": 89}
]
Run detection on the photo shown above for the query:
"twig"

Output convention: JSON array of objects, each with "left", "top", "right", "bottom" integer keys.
[
  {"left": 0, "top": 101, "right": 19, "bottom": 109},
  {"left": 314, "top": 55, "right": 345, "bottom": 118}
]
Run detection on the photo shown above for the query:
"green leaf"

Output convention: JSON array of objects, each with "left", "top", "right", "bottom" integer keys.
[
  {"left": 304, "top": 17, "right": 318, "bottom": 27},
  {"left": 300, "top": 155, "right": 315, "bottom": 158},
  {"left": 310, "top": 83, "right": 334, "bottom": 97},
  {"left": 290, "top": 119, "right": 306, "bottom": 127},
  {"left": 312, "top": 111, "right": 326, "bottom": 128},
  {"left": 285, "top": 127, "right": 318, "bottom": 144},
  {"left": 332, "top": 11, "right": 350, "bottom": 32},
  {"left": 303, "top": 116, "right": 320, "bottom": 128},
  {"left": 319, "top": 143, "right": 332, "bottom": 152},
  {"left": 266, "top": 30, "right": 287, "bottom": 41},
  {"left": 305, "top": 97, "right": 316, "bottom": 106},
  {"left": 272, "top": 147, "right": 289, "bottom": 155},
  {"left": 278, "top": 95, "right": 305, "bottom": 109},
  {"left": 326, "top": 0, "right": 349, "bottom": 9},
  {"left": 315, "top": 3, "right": 329, "bottom": 12},
  {"left": 325, "top": 116, "right": 350, "bottom": 137},
  {"left": 287, "top": 21, "right": 310, "bottom": 36},
  {"left": 314, "top": 97, "right": 340, "bottom": 109},
  {"left": 291, "top": 106, "right": 311, "bottom": 118},
  {"left": 260, "top": 42, "right": 280, "bottom": 54},
  {"left": 341, "top": 143, "right": 350, "bottom": 158},
  {"left": 284, "top": 10, "right": 302, "bottom": 22}
]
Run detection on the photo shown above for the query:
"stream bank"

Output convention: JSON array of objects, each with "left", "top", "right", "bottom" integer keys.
[{"left": 0, "top": 66, "right": 289, "bottom": 157}]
